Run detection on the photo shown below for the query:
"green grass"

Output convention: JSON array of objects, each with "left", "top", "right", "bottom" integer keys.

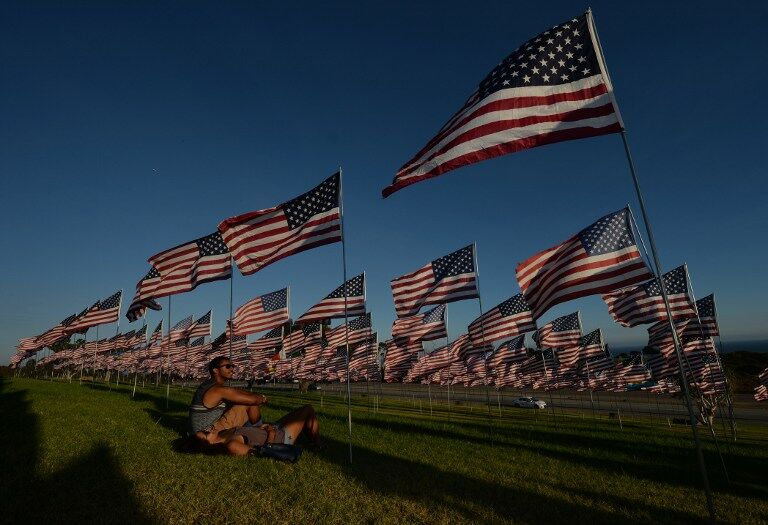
[{"left": 1, "top": 378, "right": 767, "bottom": 524}]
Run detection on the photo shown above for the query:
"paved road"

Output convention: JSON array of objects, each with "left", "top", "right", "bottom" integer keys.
[{"left": 255, "top": 381, "right": 767, "bottom": 424}]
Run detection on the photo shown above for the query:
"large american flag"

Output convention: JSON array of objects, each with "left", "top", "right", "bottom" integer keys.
[
  {"left": 558, "top": 328, "right": 604, "bottom": 368},
  {"left": 186, "top": 311, "right": 212, "bottom": 340},
  {"left": 147, "top": 231, "right": 231, "bottom": 298},
  {"left": 218, "top": 173, "right": 341, "bottom": 276},
  {"left": 516, "top": 208, "right": 653, "bottom": 319},
  {"left": 296, "top": 273, "right": 366, "bottom": 324},
  {"left": 391, "top": 245, "right": 479, "bottom": 318},
  {"left": 602, "top": 265, "right": 695, "bottom": 327},
  {"left": 468, "top": 293, "right": 536, "bottom": 348},
  {"left": 533, "top": 311, "right": 581, "bottom": 348},
  {"left": 126, "top": 267, "right": 163, "bottom": 322},
  {"left": 230, "top": 288, "right": 289, "bottom": 336},
  {"left": 391, "top": 304, "right": 447, "bottom": 343},
  {"left": 68, "top": 301, "right": 100, "bottom": 333},
  {"left": 382, "top": 11, "right": 622, "bottom": 198}
]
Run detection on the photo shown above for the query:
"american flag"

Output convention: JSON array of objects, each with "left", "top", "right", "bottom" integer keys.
[
  {"left": 533, "top": 311, "right": 581, "bottom": 348},
  {"left": 755, "top": 368, "right": 768, "bottom": 402},
  {"left": 695, "top": 294, "right": 719, "bottom": 337},
  {"left": 17, "top": 337, "right": 40, "bottom": 352},
  {"left": 68, "top": 301, "right": 100, "bottom": 332},
  {"left": 520, "top": 349, "right": 556, "bottom": 376},
  {"left": 296, "top": 274, "right": 366, "bottom": 324},
  {"left": 39, "top": 313, "right": 80, "bottom": 347},
  {"left": 230, "top": 288, "right": 289, "bottom": 336},
  {"left": 148, "top": 320, "right": 163, "bottom": 346},
  {"left": 168, "top": 316, "right": 194, "bottom": 344},
  {"left": 283, "top": 322, "right": 323, "bottom": 354},
  {"left": 186, "top": 311, "right": 212, "bottom": 340},
  {"left": 488, "top": 334, "right": 528, "bottom": 369},
  {"left": 210, "top": 331, "right": 247, "bottom": 354},
  {"left": 468, "top": 293, "right": 536, "bottom": 348},
  {"left": 391, "top": 245, "right": 479, "bottom": 318},
  {"left": 218, "top": 173, "right": 341, "bottom": 276},
  {"left": 516, "top": 208, "right": 653, "bottom": 319},
  {"left": 248, "top": 326, "right": 284, "bottom": 352},
  {"left": 126, "top": 267, "right": 163, "bottom": 322},
  {"left": 557, "top": 328, "right": 606, "bottom": 368},
  {"left": 89, "top": 291, "right": 122, "bottom": 327},
  {"left": 391, "top": 304, "right": 447, "bottom": 343},
  {"left": 147, "top": 231, "right": 231, "bottom": 298},
  {"left": 382, "top": 11, "right": 622, "bottom": 198},
  {"left": 326, "top": 314, "right": 373, "bottom": 350},
  {"left": 602, "top": 265, "right": 696, "bottom": 327}
]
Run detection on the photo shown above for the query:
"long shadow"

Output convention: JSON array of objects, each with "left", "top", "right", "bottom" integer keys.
[
  {"left": 318, "top": 406, "right": 768, "bottom": 499},
  {"left": 319, "top": 435, "right": 702, "bottom": 524},
  {"left": 0, "top": 379, "right": 153, "bottom": 524}
]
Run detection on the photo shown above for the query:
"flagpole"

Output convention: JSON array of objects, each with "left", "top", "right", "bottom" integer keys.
[
  {"left": 166, "top": 296, "right": 171, "bottom": 409},
  {"left": 228, "top": 255, "right": 234, "bottom": 362},
  {"left": 134, "top": 313, "right": 146, "bottom": 398},
  {"left": 472, "top": 243, "right": 495, "bottom": 445},
  {"left": 338, "top": 167, "right": 353, "bottom": 464},
  {"left": 586, "top": 10, "right": 714, "bottom": 518},
  {"left": 92, "top": 324, "right": 99, "bottom": 388}
]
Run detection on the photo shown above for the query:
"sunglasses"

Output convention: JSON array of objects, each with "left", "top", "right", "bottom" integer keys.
[{"left": 218, "top": 364, "right": 235, "bottom": 369}]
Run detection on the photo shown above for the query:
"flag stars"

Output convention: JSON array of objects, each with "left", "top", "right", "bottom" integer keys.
[
  {"left": 556, "top": 45, "right": 563, "bottom": 52},
  {"left": 523, "top": 75, "right": 531, "bottom": 83}
]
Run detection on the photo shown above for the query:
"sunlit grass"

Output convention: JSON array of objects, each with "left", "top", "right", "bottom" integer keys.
[{"left": 1, "top": 378, "right": 766, "bottom": 524}]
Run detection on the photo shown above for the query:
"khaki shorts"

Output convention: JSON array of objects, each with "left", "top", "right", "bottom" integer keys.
[{"left": 210, "top": 405, "right": 259, "bottom": 434}]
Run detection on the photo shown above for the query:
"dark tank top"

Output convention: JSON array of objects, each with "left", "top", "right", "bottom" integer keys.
[{"left": 188, "top": 379, "right": 226, "bottom": 433}]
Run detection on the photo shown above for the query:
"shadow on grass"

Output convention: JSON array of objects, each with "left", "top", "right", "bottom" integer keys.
[
  {"left": 0, "top": 379, "right": 153, "bottom": 524},
  {"left": 317, "top": 405, "right": 768, "bottom": 500},
  {"left": 319, "top": 435, "right": 701, "bottom": 524}
]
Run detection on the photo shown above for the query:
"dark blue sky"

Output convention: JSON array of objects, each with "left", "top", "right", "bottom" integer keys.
[{"left": 3, "top": 1, "right": 766, "bottom": 363}]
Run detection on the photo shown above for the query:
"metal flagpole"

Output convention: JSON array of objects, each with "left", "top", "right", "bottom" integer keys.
[
  {"left": 587, "top": 9, "right": 715, "bottom": 518},
  {"left": 79, "top": 328, "right": 87, "bottom": 384},
  {"left": 165, "top": 296, "right": 171, "bottom": 409},
  {"left": 109, "top": 291, "right": 123, "bottom": 389},
  {"left": 134, "top": 313, "right": 146, "bottom": 398},
  {"left": 338, "top": 168, "right": 353, "bottom": 464},
  {"left": 472, "top": 243, "right": 495, "bottom": 444}
]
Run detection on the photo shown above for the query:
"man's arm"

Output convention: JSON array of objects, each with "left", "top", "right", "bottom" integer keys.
[{"left": 203, "top": 385, "right": 267, "bottom": 407}]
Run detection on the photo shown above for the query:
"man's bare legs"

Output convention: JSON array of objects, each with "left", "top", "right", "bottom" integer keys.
[{"left": 276, "top": 404, "right": 320, "bottom": 446}]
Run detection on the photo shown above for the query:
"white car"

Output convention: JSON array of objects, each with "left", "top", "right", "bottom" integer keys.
[{"left": 512, "top": 397, "right": 547, "bottom": 409}]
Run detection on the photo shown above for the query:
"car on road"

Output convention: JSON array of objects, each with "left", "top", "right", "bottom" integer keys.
[{"left": 512, "top": 397, "right": 547, "bottom": 409}]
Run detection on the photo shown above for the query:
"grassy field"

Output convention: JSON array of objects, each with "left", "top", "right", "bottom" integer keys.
[{"left": 1, "top": 378, "right": 767, "bottom": 524}]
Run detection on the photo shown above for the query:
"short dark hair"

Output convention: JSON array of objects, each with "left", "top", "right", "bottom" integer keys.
[{"left": 208, "top": 356, "right": 230, "bottom": 375}]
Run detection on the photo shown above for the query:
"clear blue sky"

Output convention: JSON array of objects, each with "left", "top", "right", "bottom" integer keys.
[{"left": 2, "top": 1, "right": 767, "bottom": 364}]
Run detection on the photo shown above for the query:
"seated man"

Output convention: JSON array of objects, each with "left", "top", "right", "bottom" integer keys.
[
  {"left": 188, "top": 356, "right": 268, "bottom": 442},
  {"left": 220, "top": 404, "right": 322, "bottom": 456}
]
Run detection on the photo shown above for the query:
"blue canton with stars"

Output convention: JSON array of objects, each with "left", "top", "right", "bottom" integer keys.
[
  {"left": 641, "top": 265, "right": 689, "bottom": 297},
  {"left": 577, "top": 208, "right": 636, "bottom": 256},
  {"left": 194, "top": 311, "right": 211, "bottom": 325},
  {"left": 499, "top": 334, "right": 526, "bottom": 351},
  {"left": 498, "top": 293, "right": 532, "bottom": 317},
  {"left": 696, "top": 294, "right": 715, "bottom": 317},
  {"left": 431, "top": 245, "right": 475, "bottom": 280},
  {"left": 195, "top": 231, "right": 230, "bottom": 256},
  {"left": 552, "top": 312, "right": 580, "bottom": 332},
  {"left": 283, "top": 172, "right": 340, "bottom": 230},
  {"left": 262, "top": 288, "right": 288, "bottom": 312},
  {"left": 478, "top": 13, "right": 600, "bottom": 98},
  {"left": 349, "top": 313, "right": 372, "bottom": 332},
  {"left": 580, "top": 328, "right": 603, "bottom": 347},
  {"left": 327, "top": 274, "right": 364, "bottom": 299},
  {"left": 422, "top": 304, "right": 446, "bottom": 324},
  {"left": 99, "top": 291, "right": 122, "bottom": 310}
]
